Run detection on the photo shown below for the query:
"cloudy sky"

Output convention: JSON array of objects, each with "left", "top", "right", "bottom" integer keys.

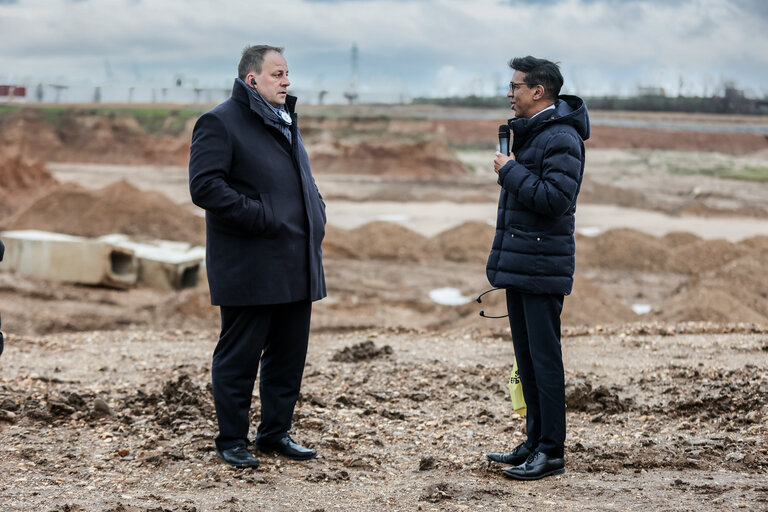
[{"left": 1, "top": 0, "right": 766, "bottom": 99}]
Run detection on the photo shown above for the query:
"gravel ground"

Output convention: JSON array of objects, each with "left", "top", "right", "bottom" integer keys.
[{"left": 1, "top": 324, "right": 766, "bottom": 511}]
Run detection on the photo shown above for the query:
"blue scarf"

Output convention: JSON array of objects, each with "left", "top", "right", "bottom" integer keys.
[{"left": 236, "top": 77, "right": 292, "bottom": 144}]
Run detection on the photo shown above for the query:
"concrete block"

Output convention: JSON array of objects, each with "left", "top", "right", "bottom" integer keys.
[
  {"left": 0, "top": 230, "right": 137, "bottom": 288},
  {"left": 99, "top": 235, "right": 205, "bottom": 291}
]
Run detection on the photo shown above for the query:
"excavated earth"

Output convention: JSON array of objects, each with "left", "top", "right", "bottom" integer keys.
[{"left": 0, "top": 107, "right": 767, "bottom": 511}]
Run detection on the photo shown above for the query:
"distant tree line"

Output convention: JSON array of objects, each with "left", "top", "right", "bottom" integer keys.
[{"left": 414, "top": 87, "right": 768, "bottom": 115}]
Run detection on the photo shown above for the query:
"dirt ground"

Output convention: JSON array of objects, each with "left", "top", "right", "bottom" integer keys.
[{"left": 1, "top": 107, "right": 767, "bottom": 511}]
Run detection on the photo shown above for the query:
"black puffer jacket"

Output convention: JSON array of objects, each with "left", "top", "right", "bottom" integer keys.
[{"left": 486, "top": 95, "right": 590, "bottom": 295}]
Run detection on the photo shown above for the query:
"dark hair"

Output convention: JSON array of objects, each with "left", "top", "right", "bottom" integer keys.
[
  {"left": 238, "top": 45, "right": 284, "bottom": 80},
  {"left": 509, "top": 56, "right": 563, "bottom": 100}
]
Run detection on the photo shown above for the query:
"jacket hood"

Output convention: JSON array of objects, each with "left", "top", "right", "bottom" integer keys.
[
  {"left": 510, "top": 94, "right": 590, "bottom": 142},
  {"left": 231, "top": 78, "right": 298, "bottom": 116}
]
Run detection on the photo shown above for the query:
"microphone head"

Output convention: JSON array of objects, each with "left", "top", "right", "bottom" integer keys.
[{"left": 498, "top": 124, "right": 510, "bottom": 137}]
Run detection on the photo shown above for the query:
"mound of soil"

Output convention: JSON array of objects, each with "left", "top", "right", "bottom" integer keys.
[
  {"left": 576, "top": 228, "right": 671, "bottom": 271},
  {"left": 0, "top": 111, "right": 64, "bottom": 161},
  {"left": 698, "top": 256, "right": 768, "bottom": 318},
  {"left": 4, "top": 180, "right": 205, "bottom": 244},
  {"left": 660, "top": 231, "right": 702, "bottom": 248},
  {"left": 0, "top": 110, "right": 190, "bottom": 166},
  {"left": 429, "top": 118, "right": 768, "bottom": 153},
  {"left": 742, "top": 234, "right": 768, "bottom": 253},
  {"left": 578, "top": 177, "right": 651, "bottom": 209},
  {"left": 331, "top": 340, "right": 394, "bottom": 362},
  {"left": 587, "top": 125, "right": 768, "bottom": 153},
  {"left": 0, "top": 148, "right": 58, "bottom": 218},
  {"left": 348, "top": 221, "right": 431, "bottom": 261},
  {"left": 428, "top": 221, "right": 494, "bottom": 263},
  {"left": 309, "top": 140, "right": 469, "bottom": 178},
  {"left": 666, "top": 239, "right": 752, "bottom": 274},
  {"left": 563, "top": 275, "right": 638, "bottom": 326},
  {"left": 655, "top": 284, "right": 768, "bottom": 324},
  {"left": 674, "top": 201, "right": 768, "bottom": 218}
]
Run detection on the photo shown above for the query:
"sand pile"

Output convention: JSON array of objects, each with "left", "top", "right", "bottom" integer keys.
[
  {"left": 576, "top": 228, "right": 671, "bottom": 271},
  {"left": 323, "top": 221, "right": 493, "bottom": 262},
  {"left": 431, "top": 221, "right": 495, "bottom": 263},
  {"left": 348, "top": 221, "right": 431, "bottom": 261},
  {"left": 656, "top": 285, "right": 767, "bottom": 324},
  {"left": 0, "top": 149, "right": 58, "bottom": 217},
  {"left": 0, "top": 111, "right": 63, "bottom": 161},
  {"left": 661, "top": 231, "right": 702, "bottom": 248},
  {"left": 309, "top": 140, "right": 469, "bottom": 178},
  {"left": 666, "top": 239, "right": 752, "bottom": 274},
  {"left": 578, "top": 177, "right": 651, "bottom": 209},
  {"left": 587, "top": 126, "right": 768, "bottom": 153},
  {"left": 657, "top": 254, "right": 768, "bottom": 324},
  {"left": 563, "top": 275, "right": 637, "bottom": 325},
  {"left": 0, "top": 110, "right": 189, "bottom": 166},
  {"left": 323, "top": 221, "right": 431, "bottom": 261},
  {"left": 429, "top": 118, "right": 768, "bottom": 153},
  {"left": 4, "top": 180, "right": 205, "bottom": 244},
  {"left": 574, "top": 228, "right": 767, "bottom": 324}
]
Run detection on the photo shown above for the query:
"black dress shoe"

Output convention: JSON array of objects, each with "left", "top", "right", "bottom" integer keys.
[
  {"left": 487, "top": 443, "right": 533, "bottom": 465},
  {"left": 503, "top": 451, "right": 565, "bottom": 480},
  {"left": 256, "top": 435, "right": 317, "bottom": 461},
  {"left": 215, "top": 445, "right": 260, "bottom": 468}
]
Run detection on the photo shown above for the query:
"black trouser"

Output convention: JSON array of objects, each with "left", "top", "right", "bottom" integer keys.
[
  {"left": 506, "top": 289, "right": 565, "bottom": 459},
  {"left": 212, "top": 300, "right": 311, "bottom": 451}
]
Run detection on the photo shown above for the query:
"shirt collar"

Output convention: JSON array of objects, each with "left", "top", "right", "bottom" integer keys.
[{"left": 530, "top": 103, "right": 556, "bottom": 120}]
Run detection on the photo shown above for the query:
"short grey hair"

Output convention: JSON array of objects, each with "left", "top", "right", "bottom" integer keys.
[{"left": 238, "top": 45, "right": 284, "bottom": 79}]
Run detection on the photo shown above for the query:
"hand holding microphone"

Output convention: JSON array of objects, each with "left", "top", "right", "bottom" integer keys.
[{"left": 494, "top": 124, "right": 515, "bottom": 174}]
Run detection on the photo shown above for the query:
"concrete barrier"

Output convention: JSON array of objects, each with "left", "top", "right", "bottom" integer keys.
[
  {"left": 0, "top": 230, "right": 138, "bottom": 288},
  {"left": 99, "top": 235, "right": 205, "bottom": 291}
]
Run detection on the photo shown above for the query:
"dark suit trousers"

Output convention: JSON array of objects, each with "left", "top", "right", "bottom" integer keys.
[
  {"left": 506, "top": 289, "right": 565, "bottom": 458},
  {"left": 212, "top": 300, "right": 311, "bottom": 451}
]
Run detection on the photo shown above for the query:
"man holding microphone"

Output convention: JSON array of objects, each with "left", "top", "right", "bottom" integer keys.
[{"left": 485, "top": 56, "right": 590, "bottom": 480}]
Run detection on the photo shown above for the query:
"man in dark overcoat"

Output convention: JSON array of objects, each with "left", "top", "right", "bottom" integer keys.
[
  {"left": 189, "top": 45, "right": 326, "bottom": 468},
  {"left": 485, "top": 56, "right": 590, "bottom": 480}
]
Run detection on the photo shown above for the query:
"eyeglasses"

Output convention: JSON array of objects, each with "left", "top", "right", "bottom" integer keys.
[{"left": 508, "top": 81, "right": 536, "bottom": 93}]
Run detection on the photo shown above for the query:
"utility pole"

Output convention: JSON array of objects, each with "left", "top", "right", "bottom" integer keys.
[{"left": 343, "top": 43, "right": 359, "bottom": 105}]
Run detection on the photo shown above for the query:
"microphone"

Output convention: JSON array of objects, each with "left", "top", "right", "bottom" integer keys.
[{"left": 498, "top": 124, "right": 510, "bottom": 156}]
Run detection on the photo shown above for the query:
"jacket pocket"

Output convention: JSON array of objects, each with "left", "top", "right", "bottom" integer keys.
[
  {"left": 503, "top": 226, "right": 545, "bottom": 275},
  {"left": 258, "top": 192, "right": 279, "bottom": 237}
]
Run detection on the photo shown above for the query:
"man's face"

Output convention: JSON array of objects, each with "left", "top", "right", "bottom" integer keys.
[
  {"left": 248, "top": 51, "right": 291, "bottom": 108},
  {"left": 507, "top": 70, "right": 538, "bottom": 119}
]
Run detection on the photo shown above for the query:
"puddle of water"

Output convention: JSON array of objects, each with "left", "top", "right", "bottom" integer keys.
[
  {"left": 429, "top": 287, "right": 473, "bottom": 306},
  {"left": 577, "top": 226, "right": 604, "bottom": 237},
  {"left": 632, "top": 303, "right": 652, "bottom": 315}
]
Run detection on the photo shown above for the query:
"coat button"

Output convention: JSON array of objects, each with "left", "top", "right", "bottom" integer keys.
[
  {"left": 536, "top": 237, "right": 541, "bottom": 241},
  {"left": 510, "top": 234, "right": 514, "bottom": 237}
]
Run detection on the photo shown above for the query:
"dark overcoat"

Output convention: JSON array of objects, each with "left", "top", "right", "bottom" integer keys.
[
  {"left": 189, "top": 80, "right": 326, "bottom": 306},
  {"left": 486, "top": 95, "right": 590, "bottom": 295}
]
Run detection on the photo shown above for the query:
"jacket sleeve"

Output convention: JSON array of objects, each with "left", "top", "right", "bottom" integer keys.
[
  {"left": 188, "top": 112, "right": 272, "bottom": 235},
  {"left": 498, "top": 131, "right": 583, "bottom": 218}
]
